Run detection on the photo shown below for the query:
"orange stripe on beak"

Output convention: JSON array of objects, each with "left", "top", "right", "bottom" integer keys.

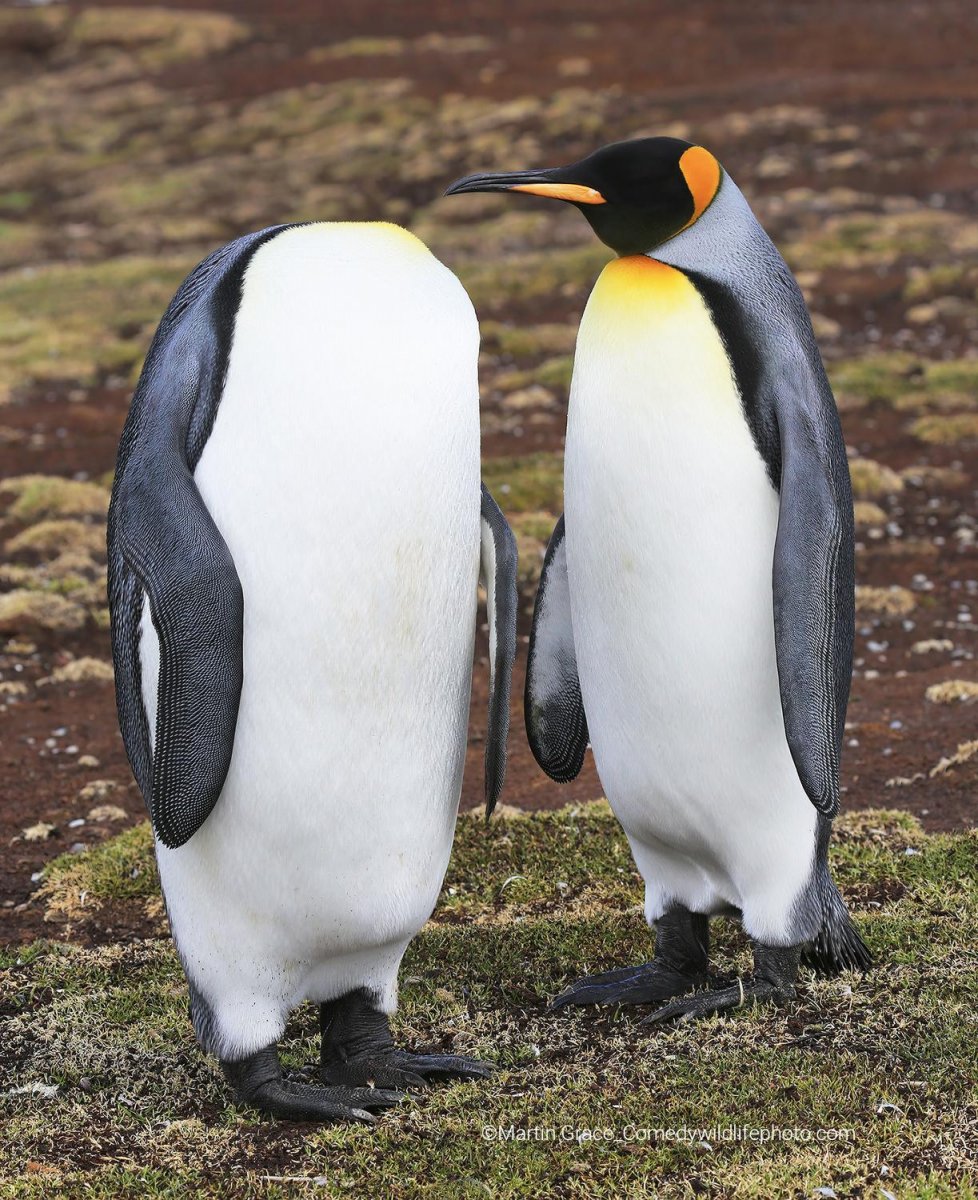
[{"left": 509, "top": 182, "right": 606, "bottom": 204}]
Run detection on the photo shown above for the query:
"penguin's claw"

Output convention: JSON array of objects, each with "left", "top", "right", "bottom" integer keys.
[
  {"left": 237, "top": 1077, "right": 403, "bottom": 1124},
  {"left": 640, "top": 974, "right": 792, "bottom": 1026},
  {"left": 321, "top": 1050, "right": 493, "bottom": 1091},
  {"left": 221, "top": 1044, "right": 404, "bottom": 1123},
  {"left": 550, "top": 962, "right": 706, "bottom": 1010}
]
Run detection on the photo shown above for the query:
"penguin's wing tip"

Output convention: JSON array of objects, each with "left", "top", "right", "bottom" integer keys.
[
  {"left": 525, "top": 516, "right": 588, "bottom": 785},
  {"left": 480, "top": 485, "right": 518, "bottom": 817}
]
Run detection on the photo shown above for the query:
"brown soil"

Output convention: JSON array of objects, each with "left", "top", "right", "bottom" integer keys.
[{"left": 2, "top": 0, "right": 977, "bottom": 945}]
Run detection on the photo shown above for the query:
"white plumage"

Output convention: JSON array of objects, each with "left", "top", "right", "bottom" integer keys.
[
  {"left": 139, "top": 223, "right": 481, "bottom": 1060},
  {"left": 564, "top": 255, "right": 818, "bottom": 946}
]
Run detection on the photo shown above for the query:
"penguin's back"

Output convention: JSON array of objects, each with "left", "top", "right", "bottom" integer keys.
[{"left": 138, "top": 223, "right": 481, "bottom": 1054}]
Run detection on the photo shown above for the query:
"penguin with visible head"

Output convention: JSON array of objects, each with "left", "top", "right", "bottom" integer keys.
[
  {"left": 108, "top": 221, "right": 518, "bottom": 1119},
  {"left": 446, "top": 139, "right": 871, "bottom": 1021}
]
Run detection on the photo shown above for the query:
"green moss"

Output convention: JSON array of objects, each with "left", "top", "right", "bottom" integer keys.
[
  {"left": 0, "top": 257, "right": 189, "bottom": 397},
  {"left": 482, "top": 453, "right": 563, "bottom": 513},
  {"left": 910, "top": 413, "right": 978, "bottom": 445},
  {"left": 458, "top": 245, "right": 611, "bottom": 312},
  {"left": 1, "top": 475, "right": 110, "bottom": 523}
]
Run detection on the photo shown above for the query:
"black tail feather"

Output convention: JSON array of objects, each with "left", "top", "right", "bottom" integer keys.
[{"left": 802, "top": 885, "right": 872, "bottom": 975}]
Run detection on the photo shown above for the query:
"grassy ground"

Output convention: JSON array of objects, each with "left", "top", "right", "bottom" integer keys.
[
  {"left": 2, "top": 5, "right": 978, "bottom": 1197},
  {"left": 2, "top": 804, "right": 977, "bottom": 1198}
]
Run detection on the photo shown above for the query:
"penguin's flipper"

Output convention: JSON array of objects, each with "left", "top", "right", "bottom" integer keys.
[
  {"left": 772, "top": 386, "right": 855, "bottom": 819},
  {"left": 524, "top": 515, "right": 588, "bottom": 783},
  {"left": 480, "top": 484, "right": 518, "bottom": 817},
  {"left": 108, "top": 232, "right": 289, "bottom": 849}
]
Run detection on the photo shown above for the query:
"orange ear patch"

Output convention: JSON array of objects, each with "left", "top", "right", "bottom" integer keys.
[{"left": 678, "top": 146, "right": 721, "bottom": 230}]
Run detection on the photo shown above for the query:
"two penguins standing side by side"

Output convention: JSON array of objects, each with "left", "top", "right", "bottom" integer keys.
[{"left": 108, "top": 138, "right": 870, "bottom": 1124}]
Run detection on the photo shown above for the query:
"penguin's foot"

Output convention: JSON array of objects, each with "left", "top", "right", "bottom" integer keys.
[
  {"left": 641, "top": 941, "right": 803, "bottom": 1026},
  {"left": 222, "top": 1044, "right": 403, "bottom": 1124},
  {"left": 550, "top": 908, "right": 711, "bottom": 1010},
  {"left": 322, "top": 1049, "right": 493, "bottom": 1090},
  {"left": 549, "top": 960, "right": 706, "bottom": 1010},
  {"left": 320, "top": 989, "right": 493, "bottom": 1091}
]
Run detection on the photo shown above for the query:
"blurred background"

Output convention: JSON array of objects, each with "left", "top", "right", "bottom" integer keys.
[{"left": 1, "top": 0, "right": 977, "bottom": 935}]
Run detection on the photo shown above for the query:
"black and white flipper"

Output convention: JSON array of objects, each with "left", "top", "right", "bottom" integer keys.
[
  {"left": 107, "top": 227, "right": 289, "bottom": 849},
  {"left": 480, "top": 484, "right": 518, "bottom": 817},
  {"left": 524, "top": 515, "right": 588, "bottom": 783}
]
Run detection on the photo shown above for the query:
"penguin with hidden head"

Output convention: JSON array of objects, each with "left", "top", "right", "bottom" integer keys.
[
  {"left": 107, "top": 220, "right": 518, "bottom": 1120},
  {"left": 445, "top": 138, "right": 871, "bottom": 1022}
]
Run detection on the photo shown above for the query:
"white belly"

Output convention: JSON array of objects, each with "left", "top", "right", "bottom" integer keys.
[
  {"left": 139, "top": 224, "right": 481, "bottom": 1057},
  {"left": 565, "top": 256, "right": 816, "bottom": 942}
]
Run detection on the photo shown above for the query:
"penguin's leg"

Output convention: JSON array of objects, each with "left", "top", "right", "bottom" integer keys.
[
  {"left": 221, "top": 1043, "right": 403, "bottom": 1123},
  {"left": 641, "top": 940, "right": 803, "bottom": 1025},
  {"left": 319, "top": 989, "right": 493, "bottom": 1089},
  {"left": 550, "top": 908, "right": 710, "bottom": 1010}
]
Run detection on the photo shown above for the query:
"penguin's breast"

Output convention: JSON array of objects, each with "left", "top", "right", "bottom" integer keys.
[
  {"left": 564, "top": 254, "right": 788, "bottom": 808},
  {"left": 180, "top": 222, "right": 481, "bottom": 865}
]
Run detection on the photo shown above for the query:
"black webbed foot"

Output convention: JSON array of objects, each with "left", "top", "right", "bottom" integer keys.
[
  {"left": 320, "top": 989, "right": 493, "bottom": 1092},
  {"left": 641, "top": 941, "right": 803, "bottom": 1026},
  {"left": 550, "top": 909, "right": 710, "bottom": 1010},
  {"left": 550, "top": 960, "right": 707, "bottom": 1009},
  {"left": 322, "top": 1049, "right": 492, "bottom": 1090},
  {"left": 221, "top": 1045, "right": 403, "bottom": 1123}
]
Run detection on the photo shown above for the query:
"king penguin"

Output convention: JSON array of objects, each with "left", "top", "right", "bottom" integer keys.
[
  {"left": 446, "top": 138, "right": 871, "bottom": 1022},
  {"left": 107, "top": 221, "right": 518, "bottom": 1119}
]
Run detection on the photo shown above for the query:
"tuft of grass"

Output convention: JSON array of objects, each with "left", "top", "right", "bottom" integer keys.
[
  {"left": 0, "top": 257, "right": 190, "bottom": 400},
  {"left": 855, "top": 585, "right": 917, "bottom": 617},
  {"left": 5, "top": 518, "right": 105, "bottom": 558},
  {"left": 482, "top": 453, "right": 563, "bottom": 513},
  {"left": 910, "top": 413, "right": 978, "bottom": 445},
  {"left": 69, "top": 8, "right": 249, "bottom": 68},
  {"left": 4, "top": 805, "right": 978, "bottom": 1197},
  {"left": 848, "top": 456, "right": 904, "bottom": 499},
  {"left": 1, "top": 476, "right": 110, "bottom": 524},
  {"left": 0, "top": 588, "right": 86, "bottom": 635},
  {"left": 925, "top": 680, "right": 978, "bottom": 705}
]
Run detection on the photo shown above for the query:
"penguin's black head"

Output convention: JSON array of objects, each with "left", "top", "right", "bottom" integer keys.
[{"left": 445, "top": 137, "right": 722, "bottom": 257}]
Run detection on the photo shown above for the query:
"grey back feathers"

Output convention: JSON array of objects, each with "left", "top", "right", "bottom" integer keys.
[{"left": 657, "top": 177, "right": 855, "bottom": 817}]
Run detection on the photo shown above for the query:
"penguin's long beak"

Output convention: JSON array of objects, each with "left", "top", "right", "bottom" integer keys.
[{"left": 445, "top": 169, "right": 606, "bottom": 205}]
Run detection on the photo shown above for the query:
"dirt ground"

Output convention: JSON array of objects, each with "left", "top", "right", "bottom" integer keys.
[{"left": 1, "top": 0, "right": 977, "bottom": 942}]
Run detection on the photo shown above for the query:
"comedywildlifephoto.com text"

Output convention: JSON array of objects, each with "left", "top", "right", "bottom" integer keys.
[{"left": 481, "top": 1123, "right": 856, "bottom": 1146}]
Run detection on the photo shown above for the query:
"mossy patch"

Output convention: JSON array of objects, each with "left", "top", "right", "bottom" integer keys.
[
  {"left": 855, "top": 585, "right": 917, "bottom": 617},
  {"left": 848, "top": 456, "right": 904, "bottom": 500},
  {"left": 4, "top": 805, "right": 978, "bottom": 1197},
  {"left": 830, "top": 355, "right": 978, "bottom": 415},
  {"left": 482, "top": 453, "right": 563, "bottom": 514},
  {"left": 0, "top": 476, "right": 110, "bottom": 524},
  {"left": 5, "top": 519, "right": 105, "bottom": 559},
  {"left": 909, "top": 413, "right": 978, "bottom": 445},
  {"left": 925, "top": 680, "right": 978, "bottom": 705},
  {"left": 0, "top": 589, "right": 86, "bottom": 636},
  {"left": 0, "top": 258, "right": 189, "bottom": 400}
]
